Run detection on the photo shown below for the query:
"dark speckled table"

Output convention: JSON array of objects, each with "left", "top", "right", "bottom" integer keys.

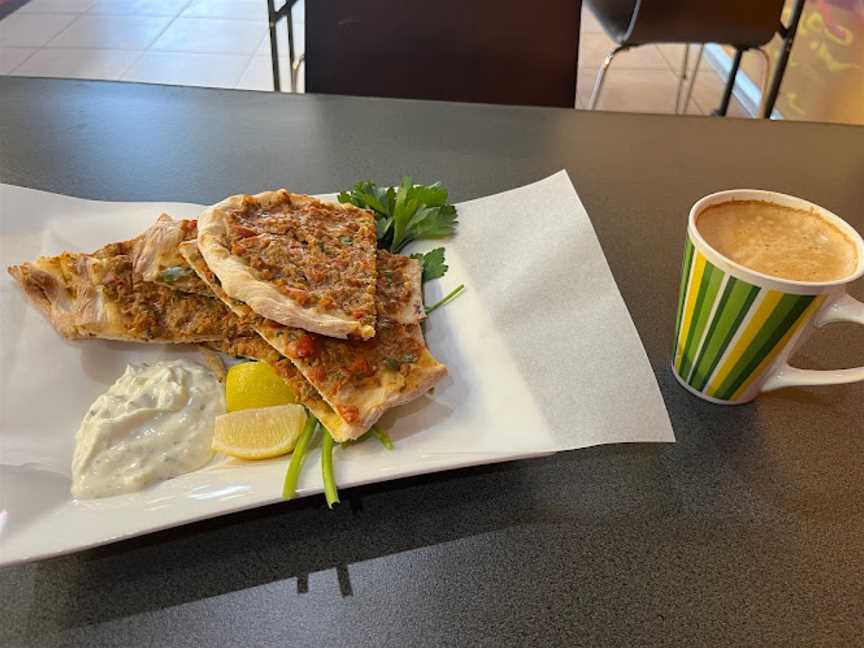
[{"left": 1, "top": 78, "right": 863, "bottom": 648}]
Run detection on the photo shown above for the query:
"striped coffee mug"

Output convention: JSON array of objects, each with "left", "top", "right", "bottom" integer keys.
[{"left": 672, "top": 189, "right": 864, "bottom": 404}]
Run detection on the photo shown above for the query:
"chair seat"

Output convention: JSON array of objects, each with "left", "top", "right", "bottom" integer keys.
[{"left": 585, "top": 0, "right": 783, "bottom": 48}]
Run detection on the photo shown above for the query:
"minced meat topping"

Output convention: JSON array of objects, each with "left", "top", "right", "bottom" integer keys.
[
  {"left": 226, "top": 192, "right": 377, "bottom": 329},
  {"left": 275, "top": 318, "right": 426, "bottom": 422},
  {"left": 81, "top": 253, "right": 248, "bottom": 342}
]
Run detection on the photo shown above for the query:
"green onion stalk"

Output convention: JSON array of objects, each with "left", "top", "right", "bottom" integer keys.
[{"left": 282, "top": 415, "right": 319, "bottom": 500}]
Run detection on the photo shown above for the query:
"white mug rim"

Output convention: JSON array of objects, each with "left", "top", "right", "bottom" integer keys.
[{"left": 688, "top": 189, "right": 864, "bottom": 292}]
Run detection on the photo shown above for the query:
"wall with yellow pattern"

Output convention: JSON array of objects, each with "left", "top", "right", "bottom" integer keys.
[{"left": 739, "top": 0, "right": 863, "bottom": 124}]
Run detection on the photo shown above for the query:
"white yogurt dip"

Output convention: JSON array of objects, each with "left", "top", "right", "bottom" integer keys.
[{"left": 71, "top": 360, "right": 224, "bottom": 498}]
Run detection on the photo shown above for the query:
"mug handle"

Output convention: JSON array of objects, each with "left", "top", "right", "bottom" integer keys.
[{"left": 762, "top": 292, "right": 864, "bottom": 391}]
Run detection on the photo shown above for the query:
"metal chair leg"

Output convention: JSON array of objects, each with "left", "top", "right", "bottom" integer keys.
[
  {"left": 761, "top": 0, "right": 806, "bottom": 118},
  {"left": 681, "top": 44, "right": 704, "bottom": 114},
  {"left": 589, "top": 45, "right": 629, "bottom": 110},
  {"left": 752, "top": 47, "right": 771, "bottom": 117},
  {"left": 674, "top": 44, "right": 691, "bottom": 114},
  {"left": 291, "top": 53, "right": 305, "bottom": 93},
  {"left": 286, "top": 7, "right": 296, "bottom": 92},
  {"left": 267, "top": 0, "right": 281, "bottom": 92},
  {"left": 713, "top": 46, "right": 743, "bottom": 116},
  {"left": 753, "top": 48, "right": 771, "bottom": 95}
]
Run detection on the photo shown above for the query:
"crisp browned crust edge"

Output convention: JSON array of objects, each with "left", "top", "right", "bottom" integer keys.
[
  {"left": 133, "top": 214, "right": 211, "bottom": 296},
  {"left": 403, "top": 256, "right": 426, "bottom": 323},
  {"left": 7, "top": 262, "right": 83, "bottom": 339},
  {"left": 133, "top": 213, "right": 174, "bottom": 282},
  {"left": 197, "top": 190, "right": 377, "bottom": 340},
  {"left": 10, "top": 240, "right": 240, "bottom": 345},
  {"left": 349, "top": 346, "right": 447, "bottom": 436},
  {"left": 378, "top": 251, "right": 426, "bottom": 325}
]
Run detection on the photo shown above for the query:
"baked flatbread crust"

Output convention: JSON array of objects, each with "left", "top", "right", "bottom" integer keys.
[
  {"left": 376, "top": 251, "right": 426, "bottom": 324},
  {"left": 8, "top": 259, "right": 81, "bottom": 339},
  {"left": 8, "top": 229, "right": 249, "bottom": 344},
  {"left": 134, "top": 214, "right": 211, "bottom": 296},
  {"left": 197, "top": 190, "right": 378, "bottom": 339},
  {"left": 180, "top": 241, "right": 445, "bottom": 441},
  {"left": 204, "top": 327, "right": 352, "bottom": 440}
]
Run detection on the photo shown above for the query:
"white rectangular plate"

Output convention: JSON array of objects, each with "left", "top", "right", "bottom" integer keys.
[{"left": 0, "top": 172, "right": 673, "bottom": 566}]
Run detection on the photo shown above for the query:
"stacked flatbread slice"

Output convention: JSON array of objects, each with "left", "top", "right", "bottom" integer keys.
[
  {"left": 197, "top": 190, "right": 379, "bottom": 340},
  {"left": 7, "top": 216, "right": 249, "bottom": 343},
  {"left": 8, "top": 191, "right": 447, "bottom": 442},
  {"left": 193, "top": 190, "right": 446, "bottom": 441}
]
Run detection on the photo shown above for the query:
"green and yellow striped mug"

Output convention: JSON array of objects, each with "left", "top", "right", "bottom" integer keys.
[{"left": 673, "top": 190, "right": 864, "bottom": 404}]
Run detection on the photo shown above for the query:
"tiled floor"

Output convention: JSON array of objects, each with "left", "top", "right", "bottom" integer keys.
[
  {"left": 0, "top": 0, "right": 305, "bottom": 91},
  {"left": 0, "top": 0, "right": 746, "bottom": 115}
]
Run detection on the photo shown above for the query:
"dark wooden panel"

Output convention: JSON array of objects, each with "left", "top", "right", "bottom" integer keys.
[{"left": 305, "top": 0, "right": 581, "bottom": 107}]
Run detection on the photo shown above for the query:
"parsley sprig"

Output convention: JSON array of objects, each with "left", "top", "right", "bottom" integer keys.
[
  {"left": 410, "top": 247, "right": 448, "bottom": 283},
  {"left": 338, "top": 177, "right": 458, "bottom": 253}
]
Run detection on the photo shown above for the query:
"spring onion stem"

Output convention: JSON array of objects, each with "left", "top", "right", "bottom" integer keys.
[
  {"left": 321, "top": 430, "right": 340, "bottom": 509},
  {"left": 282, "top": 415, "right": 318, "bottom": 500},
  {"left": 425, "top": 284, "right": 465, "bottom": 315},
  {"left": 370, "top": 425, "right": 394, "bottom": 450}
]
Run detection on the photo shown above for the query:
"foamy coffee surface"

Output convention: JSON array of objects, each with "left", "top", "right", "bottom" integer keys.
[{"left": 696, "top": 200, "right": 858, "bottom": 282}]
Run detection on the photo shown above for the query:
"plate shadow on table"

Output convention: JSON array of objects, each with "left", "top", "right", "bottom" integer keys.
[{"left": 5, "top": 453, "right": 573, "bottom": 640}]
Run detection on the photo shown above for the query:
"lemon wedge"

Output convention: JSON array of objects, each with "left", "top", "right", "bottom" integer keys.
[
  {"left": 225, "top": 361, "right": 296, "bottom": 412},
  {"left": 213, "top": 404, "right": 307, "bottom": 460}
]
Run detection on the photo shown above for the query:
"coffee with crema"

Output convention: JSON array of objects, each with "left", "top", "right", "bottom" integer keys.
[{"left": 696, "top": 200, "right": 859, "bottom": 282}]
